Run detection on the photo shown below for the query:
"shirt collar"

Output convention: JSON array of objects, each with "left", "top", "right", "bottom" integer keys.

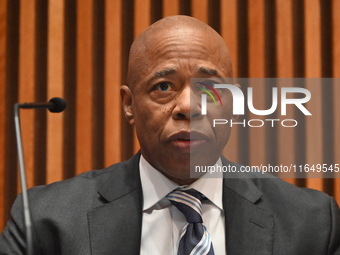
[{"left": 139, "top": 155, "right": 224, "bottom": 211}]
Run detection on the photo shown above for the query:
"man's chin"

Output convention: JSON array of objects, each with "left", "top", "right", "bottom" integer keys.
[
  {"left": 165, "top": 173, "right": 199, "bottom": 185},
  {"left": 159, "top": 167, "right": 207, "bottom": 185}
]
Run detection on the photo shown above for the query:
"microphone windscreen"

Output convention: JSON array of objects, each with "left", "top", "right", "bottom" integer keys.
[{"left": 49, "top": 97, "right": 67, "bottom": 113}]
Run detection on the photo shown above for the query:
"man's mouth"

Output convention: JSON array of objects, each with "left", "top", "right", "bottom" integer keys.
[
  {"left": 176, "top": 138, "right": 190, "bottom": 141},
  {"left": 168, "top": 131, "right": 208, "bottom": 152}
]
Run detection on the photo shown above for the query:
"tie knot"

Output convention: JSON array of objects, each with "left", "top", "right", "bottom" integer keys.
[{"left": 167, "top": 189, "right": 204, "bottom": 223}]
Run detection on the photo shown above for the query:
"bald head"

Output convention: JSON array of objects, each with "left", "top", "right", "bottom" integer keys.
[{"left": 127, "top": 15, "right": 233, "bottom": 87}]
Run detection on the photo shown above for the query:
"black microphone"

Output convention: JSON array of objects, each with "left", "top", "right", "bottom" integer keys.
[
  {"left": 13, "top": 97, "right": 67, "bottom": 255},
  {"left": 18, "top": 97, "right": 67, "bottom": 112}
]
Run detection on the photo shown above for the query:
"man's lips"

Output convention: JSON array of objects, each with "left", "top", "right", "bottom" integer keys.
[{"left": 167, "top": 131, "right": 209, "bottom": 152}]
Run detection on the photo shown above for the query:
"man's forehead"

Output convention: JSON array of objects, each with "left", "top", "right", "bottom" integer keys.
[
  {"left": 127, "top": 15, "right": 233, "bottom": 86},
  {"left": 153, "top": 67, "right": 221, "bottom": 78}
]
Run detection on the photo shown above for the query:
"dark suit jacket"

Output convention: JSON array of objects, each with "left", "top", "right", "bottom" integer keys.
[{"left": 1, "top": 153, "right": 340, "bottom": 254}]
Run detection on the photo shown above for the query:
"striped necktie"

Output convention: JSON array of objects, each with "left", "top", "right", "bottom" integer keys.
[{"left": 167, "top": 189, "right": 215, "bottom": 255}]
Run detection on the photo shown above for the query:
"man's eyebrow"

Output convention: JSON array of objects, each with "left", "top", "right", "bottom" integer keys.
[
  {"left": 154, "top": 67, "right": 177, "bottom": 78},
  {"left": 197, "top": 67, "right": 220, "bottom": 77}
]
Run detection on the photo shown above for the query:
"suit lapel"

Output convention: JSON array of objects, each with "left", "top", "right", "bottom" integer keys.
[
  {"left": 222, "top": 159, "right": 274, "bottom": 255},
  {"left": 88, "top": 153, "right": 143, "bottom": 255}
]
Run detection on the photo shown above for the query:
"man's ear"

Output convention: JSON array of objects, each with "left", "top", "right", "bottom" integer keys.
[{"left": 120, "top": 85, "right": 135, "bottom": 125}]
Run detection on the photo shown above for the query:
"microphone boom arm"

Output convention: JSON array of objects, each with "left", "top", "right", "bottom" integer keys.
[
  {"left": 12, "top": 97, "right": 66, "bottom": 254},
  {"left": 14, "top": 103, "right": 34, "bottom": 255}
]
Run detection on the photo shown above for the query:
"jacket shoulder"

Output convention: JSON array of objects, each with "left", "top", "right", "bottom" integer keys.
[{"left": 29, "top": 154, "right": 139, "bottom": 197}]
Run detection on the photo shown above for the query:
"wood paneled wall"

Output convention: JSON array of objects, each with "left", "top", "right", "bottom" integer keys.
[{"left": 0, "top": 0, "right": 339, "bottom": 231}]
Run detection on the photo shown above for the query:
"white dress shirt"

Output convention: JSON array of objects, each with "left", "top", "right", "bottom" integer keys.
[{"left": 139, "top": 155, "right": 226, "bottom": 255}]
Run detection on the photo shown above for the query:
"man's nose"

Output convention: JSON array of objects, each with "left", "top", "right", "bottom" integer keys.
[{"left": 172, "top": 86, "right": 201, "bottom": 120}]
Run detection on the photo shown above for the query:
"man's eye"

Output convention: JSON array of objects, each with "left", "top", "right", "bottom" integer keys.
[{"left": 155, "top": 82, "right": 172, "bottom": 91}]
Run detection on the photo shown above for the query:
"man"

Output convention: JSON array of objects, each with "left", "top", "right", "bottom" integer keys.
[{"left": 1, "top": 15, "right": 339, "bottom": 255}]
